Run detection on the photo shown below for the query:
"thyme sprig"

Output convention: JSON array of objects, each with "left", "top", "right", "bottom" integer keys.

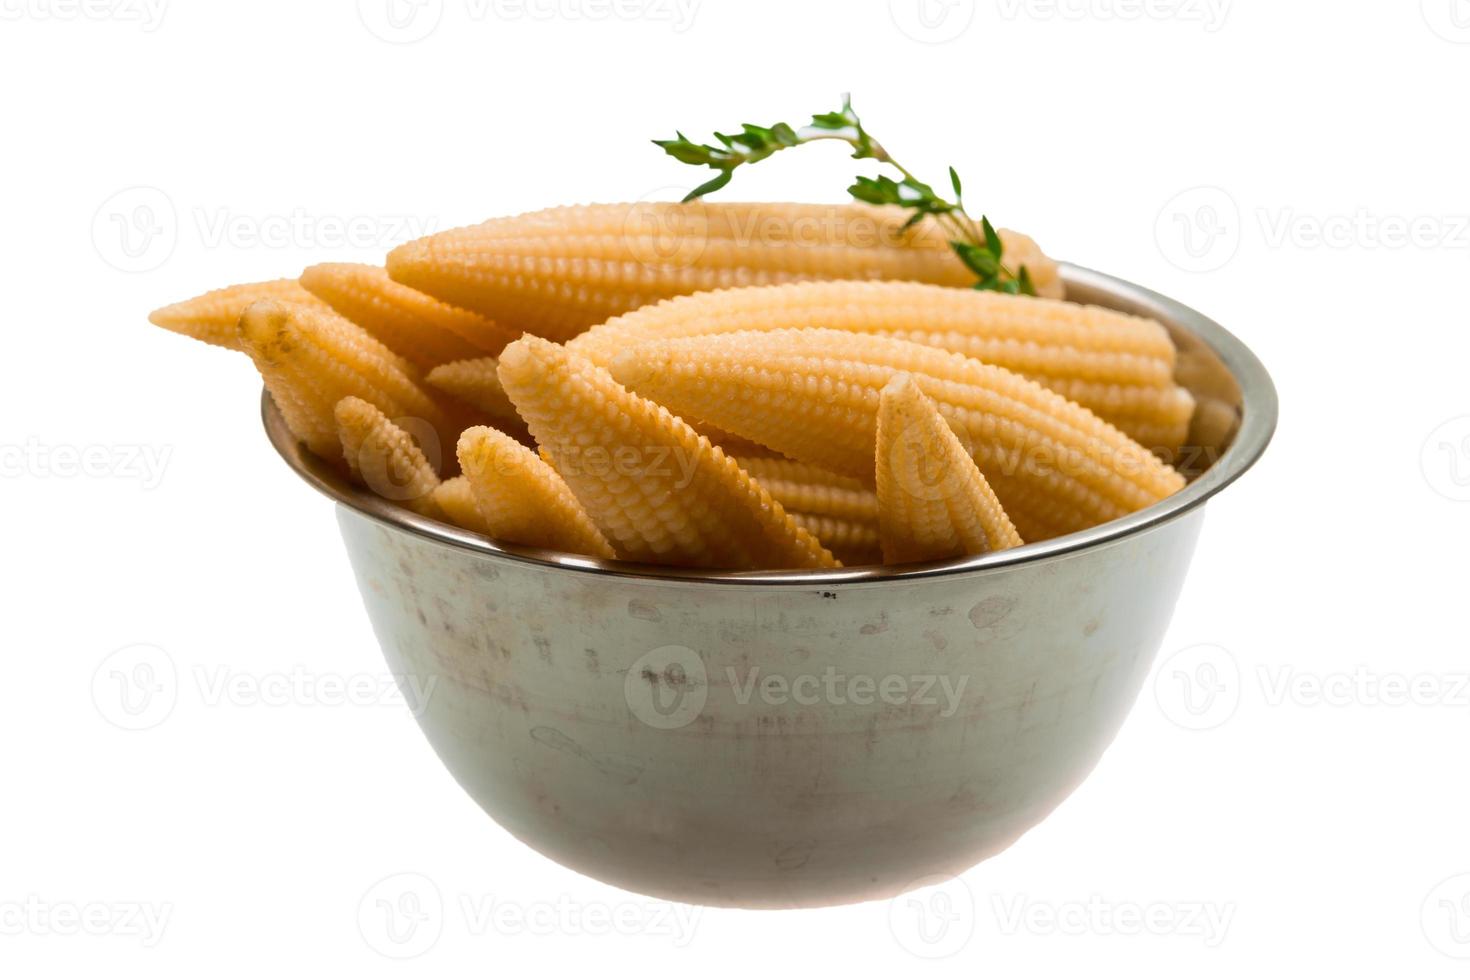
[{"left": 653, "top": 95, "right": 1034, "bottom": 295}]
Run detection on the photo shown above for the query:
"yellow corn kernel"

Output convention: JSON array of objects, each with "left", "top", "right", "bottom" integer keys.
[
  {"left": 386, "top": 202, "right": 1060, "bottom": 343},
  {"left": 685, "top": 423, "right": 773, "bottom": 458},
  {"left": 334, "top": 396, "right": 441, "bottom": 516},
  {"left": 790, "top": 512, "right": 883, "bottom": 567},
  {"left": 570, "top": 280, "right": 1192, "bottom": 452},
  {"left": 735, "top": 452, "right": 882, "bottom": 562},
  {"left": 240, "top": 299, "right": 458, "bottom": 467},
  {"left": 425, "top": 357, "right": 534, "bottom": 446},
  {"left": 148, "top": 278, "right": 327, "bottom": 351},
  {"left": 608, "top": 328, "right": 1186, "bottom": 541},
  {"left": 734, "top": 456, "right": 879, "bottom": 524},
  {"left": 457, "top": 426, "right": 617, "bottom": 559},
  {"left": 425, "top": 356, "right": 520, "bottom": 420},
  {"left": 875, "top": 375, "right": 1023, "bottom": 564},
  {"left": 299, "top": 263, "right": 515, "bottom": 370},
  {"left": 496, "top": 335, "right": 837, "bottom": 569},
  {"left": 430, "top": 476, "right": 494, "bottom": 536}
]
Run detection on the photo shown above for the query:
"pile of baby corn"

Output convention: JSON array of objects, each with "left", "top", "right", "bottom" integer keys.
[{"left": 150, "top": 202, "right": 1193, "bottom": 570}]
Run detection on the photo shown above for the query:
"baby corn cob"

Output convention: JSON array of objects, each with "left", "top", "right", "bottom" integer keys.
[
  {"left": 681, "top": 423, "right": 772, "bottom": 459},
  {"left": 425, "top": 356, "right": 535, "bottom": 446},
  {"left": 430, "top": 476, "right": 495, "bottom": 536},
  {"left": 790, "top": 512, "right": 883, "bottom": 567},
  {"left": 148, "top": 278, "right": 327, "bottom": 351},
  {"left": 875, "top": 375, "right": 1023, "bottom": 563},
  {"left": 300, "top": 263, "right": 514, "bottom": 369},
  {"left": 496, "top": 336, "right": 838, "bottom": 569},
  {"left": 734, "top": 456, "right": 879, "bottom": 524},
  {"left": 570, "top": 281, "right": 1193, "bottom": 452},
  {"left": 240, "top": 299, "right": 459, "bottom": 467},
  {"left": 608, "top": 328, "right": 1186, "bottom": 541},
  {"left": 386, "top": 202, "right": 1061, "bottom": 343},
  {"left": 334, "top": 397, "right": 441, "bottom": 515},
  {"left": 733, "top": 455, "right": 881, "bottom": 563},
  {"left": 457, "top": 426, "right": 617, "bottom": 558},
  {"left": 425, "top": 357, "right": 519, "bottom": 423}
]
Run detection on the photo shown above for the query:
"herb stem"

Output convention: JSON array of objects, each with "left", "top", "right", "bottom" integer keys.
[{"left": 654, "top": 96, "right": 1036, "bottom": 296}]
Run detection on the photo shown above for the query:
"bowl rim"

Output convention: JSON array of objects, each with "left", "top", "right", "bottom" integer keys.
[{"left": 261, "top": 263, "right": 1277, "bottom": 586}]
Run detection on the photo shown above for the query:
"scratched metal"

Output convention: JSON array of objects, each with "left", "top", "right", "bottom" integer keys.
[{"left": 340, "top": 505, "right": 1203, "bottom": 908}]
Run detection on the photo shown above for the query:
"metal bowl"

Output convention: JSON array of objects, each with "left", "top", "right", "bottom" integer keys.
[{"left": 263, "top": 264, "right": 1276, "bottom": 909}]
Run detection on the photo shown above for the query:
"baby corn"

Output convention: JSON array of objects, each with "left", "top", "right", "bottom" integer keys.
[
  {"left": 300, "top": 263, "right": 514, "bottom": 369},
  {"left": 734, "top": 456, "right": 879, "bottom": 524},
  {"left": 790, "top": 512, "right": 883, "bottom": 567},
  {"left": 423, "top": 347, "right": 767, "bottom": 454},
  {"left": 425, "top": 356, "right": 534, "bottom": 446},
  {"left": 386, "top": 202, "right": 1060, "bottom": 343},
  {"left": 608, "top": 328, "right": 1186, "bottom": 541},
  {"left": 149, "top": 278, "right": 327, "bottom": 351},
  {"left": 334, "top": 397, "right": 442, "bottom": 515},
  {"left": 734, "top": 455, "right": 882, "bottom": 564},
  {"left": 685, "top": 423, "right": 772, "bottom": 458},
  {"left": 875, "top": 375, "right": 1023, "bottom": 563},
  {"left": 496, "top": 336, "right": 837, "bottom": 569},
  {"left": 424, "top": 356, "right": 523, "bottom": 425},
  {"left": 457, "top": 426, "right": 617, "bottom": 558},
  {"left": 430, "top": 477, "right": 494, "bottom": 535},
  {"left": 570, "top": 281, "right": 1193, "bottom": 452},
  {"left": 240, "top": 299, "right": 458, "bottom": 466}
]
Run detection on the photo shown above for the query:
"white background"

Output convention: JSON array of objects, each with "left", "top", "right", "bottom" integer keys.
[{"left": 4, "top": 0, "right": 1469, "bottom": 975}]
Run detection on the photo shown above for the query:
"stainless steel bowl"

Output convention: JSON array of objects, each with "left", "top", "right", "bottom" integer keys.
[{"left": 263, "top": 264, "right": 1276, "bottom": 909}]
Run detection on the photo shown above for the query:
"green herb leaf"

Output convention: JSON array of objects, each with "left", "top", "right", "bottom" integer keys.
[
  {"left": 654, "top": 95, "right": 1031, "bottom": 293},
  {"left": 951, "top": 241, "right": 1000, "bottom": 279},
  {"left": 1017, "top": 265, "right": 1036, "bottom": 297},
  {"left": 981, "top": 216, "right": 1002, "bottom": 258},
  {"left": 683, "top": 170, "right": 733, "bottom": 203}
]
